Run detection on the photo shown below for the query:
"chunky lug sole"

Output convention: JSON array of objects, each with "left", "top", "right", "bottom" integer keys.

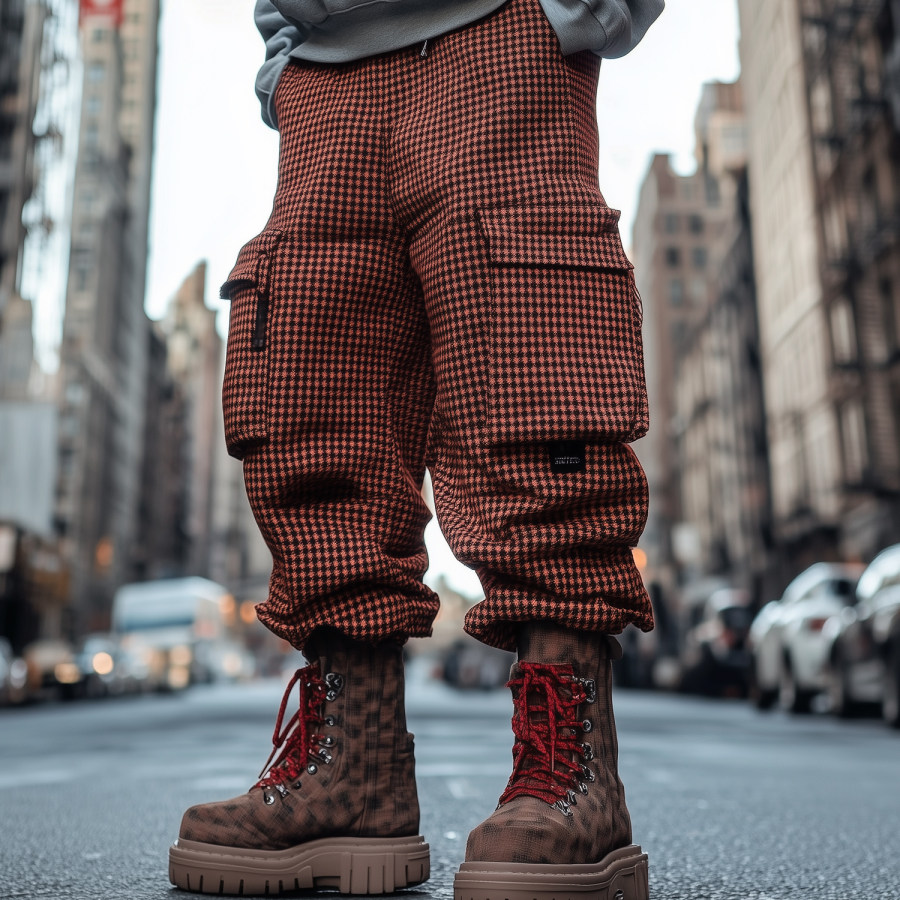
[
  {"left": 454, "top": 844, "right": 649, "bottom": 900},
  {"left": 169, "top": 835, "right": 430, "bottom": 896}
]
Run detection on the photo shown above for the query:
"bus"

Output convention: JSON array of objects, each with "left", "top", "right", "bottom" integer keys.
[{"left": 111, "top": 577, "right": 239, "bottom": 690}]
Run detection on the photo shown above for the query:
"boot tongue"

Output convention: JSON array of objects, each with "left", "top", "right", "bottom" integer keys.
[
  {"left": 517, "top": 624, "right": 623, "bottom": 669},
  {"left": 500, "top": 662, "right": 586, "bottom": 806}
]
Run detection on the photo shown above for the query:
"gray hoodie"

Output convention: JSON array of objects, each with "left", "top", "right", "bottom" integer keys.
[{"left": 255, "top": 0, "right": 665, "bottom": 128}]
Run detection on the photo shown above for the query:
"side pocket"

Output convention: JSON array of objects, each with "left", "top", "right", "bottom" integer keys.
[
  {"left": 220, "top": 229, "right": 283, "bottom": 459},
  {"left": 477, "top": 203, "right": 647, "bottom": 445}
]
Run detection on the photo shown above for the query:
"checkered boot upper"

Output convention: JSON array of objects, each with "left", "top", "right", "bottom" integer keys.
[
  {"left": 178, "top": 635, "right": 419, "bottom": 850},
  {"left": 465, "top": 627, "right": 632, "bottom": 865}
]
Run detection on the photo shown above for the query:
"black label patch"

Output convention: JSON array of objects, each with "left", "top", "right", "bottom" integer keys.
[{"left": 548, "top": 441, "right": 586, "bottom": 474}]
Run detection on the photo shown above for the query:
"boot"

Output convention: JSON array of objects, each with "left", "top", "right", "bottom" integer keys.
[
  {"left": 455, "top": 624, "right": 648, "bottom": 900},
  {"left": 169, "top": 629, "right": 430, "bottom": 895}
]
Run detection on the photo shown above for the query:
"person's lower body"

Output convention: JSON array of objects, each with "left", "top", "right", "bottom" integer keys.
[{"left": 169, "top": 0, "right": 652, "bottom": 894}]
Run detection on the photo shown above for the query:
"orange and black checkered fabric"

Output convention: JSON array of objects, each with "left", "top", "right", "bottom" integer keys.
[{"left": 221, "top": 0, "right": 653, "bottom": 652}]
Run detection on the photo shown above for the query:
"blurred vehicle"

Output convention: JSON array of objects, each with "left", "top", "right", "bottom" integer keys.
[
  {"left": 824, "top": 544, "right": 900, "bottom": 728},
  {"left": 205, "top": 639, "right": 256, "bottom": 682},
  {"left": 22, "top": 638, "right": 81, "bottom": 700},
  {"left": 749, "top": 562, "right": 864, "bottom": 713},
  {"left": 111, "top": 577, "right": 236, "bottom": 691},
  {"left": 71, "top": 633, "right": 145, "bottom": 699},
  {"left": 0, "top": 637, "right": 27, "bottom": 705},
  {"left": 679, "top": 589, "right": 752, "bottom": 697},
  {"left": 440, "top": 637, "right": 514, "bottom": 690},
  {"left": 616, "top": 582, "right": 681, "bottom": 690}
]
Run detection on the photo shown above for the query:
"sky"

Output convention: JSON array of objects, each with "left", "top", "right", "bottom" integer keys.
[{"left": 139, "top": 0, "right": 741, "bottom": 598}]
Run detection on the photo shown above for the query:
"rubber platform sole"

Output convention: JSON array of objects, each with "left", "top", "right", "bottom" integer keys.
[
  {"left": 454, "top": 844, "right": 649, "bottom": 900},
  {"left": 169, "top": 834, "right": 430, "bottom": 895}
]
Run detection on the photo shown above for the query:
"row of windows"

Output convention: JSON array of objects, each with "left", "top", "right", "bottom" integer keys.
[
  {"left": 665, "top": 246, "right": 708, "bottom": 269},
  {"left": 663, "top": 213, "right": 705, "bottom": 235}
]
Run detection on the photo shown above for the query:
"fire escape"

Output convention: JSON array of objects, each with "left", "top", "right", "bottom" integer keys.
[{"left": 800, "top": 0, "right": 900, "bottom": 516}]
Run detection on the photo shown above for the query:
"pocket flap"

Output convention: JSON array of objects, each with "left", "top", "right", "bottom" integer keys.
[
  {"left": 478, "top": 204, "right": 632, "bottom": 270},
  {"left": 219, "top": 229, "right": 284, "bottom": 299}
]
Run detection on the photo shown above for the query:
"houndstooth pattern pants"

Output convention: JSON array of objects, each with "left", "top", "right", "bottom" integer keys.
[{"left": 221, "top": 0, "right": 653, "bottom": 652}]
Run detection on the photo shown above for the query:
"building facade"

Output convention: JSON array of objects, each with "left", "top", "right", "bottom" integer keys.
[
  {"left": 798, "top": 0, "right": 900, "bottom": 560},
  {"left": 631, "top": 127, "right": 736, "bottom": 592},
  {"left": 739, "top": 0, "right": 900, "bottom": 577},
  {"left": 55, "top": 0, "right": 160, "bottom": 631},
  {"left": 0, "top": 0, "right": 44, "bottom": 392}
]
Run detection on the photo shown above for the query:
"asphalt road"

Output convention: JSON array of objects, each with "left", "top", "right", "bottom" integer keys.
[{"left": 1, "top": 659, "right": 899, "bottom": 900}]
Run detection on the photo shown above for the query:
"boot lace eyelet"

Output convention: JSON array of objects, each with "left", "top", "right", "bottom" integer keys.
[
  {"left": 292, "top": 780, "right": 302, "bottom": 789},
  {"left": 324, "top": 672, "right": 344, "bottom": 701},
  {"left": 498, "top": 663, "right": 605, "bottom": 815},
  {"left": 263, "top": 790, "right": 275, "bottom": 805},
  {"left": 254, "top": 663, "right": 340, "bottom": 793},
  {"left": 553, "top": 799, "right": 573, "bottom": 818}
]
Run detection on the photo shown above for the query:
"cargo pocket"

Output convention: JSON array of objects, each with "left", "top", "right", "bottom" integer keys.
[
  {"left": 477, "top": 203, "right": 647, "bottom": 446},
  {"left": 220, "top": 229, "right": 283, "bottom": 459}
]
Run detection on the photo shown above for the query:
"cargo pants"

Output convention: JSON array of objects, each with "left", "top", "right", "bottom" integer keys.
[{"left": 221, "top": 0, "right": 653, "bottom": 652}]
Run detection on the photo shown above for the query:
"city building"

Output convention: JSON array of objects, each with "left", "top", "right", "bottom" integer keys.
[
  {"left": 134, "top": 319, "right": 188, "bottom": 582},
  {"left": 798, "top": 0, "right": 900, "bottom": 560},
  {"left": 159, "top": 262, "right": 223, "bottom": 577},
  {"left": 0, "top": 0, "right": 44, "bottom": 391},
  {"left": 738, "top": 0, "right": 848, "bottom": 575},
  {"left": 674, "top": 171, "right": 774, "bottom": 604},
  {"left": 632, "top": 79, "right": 774, "bottom": 614},
  {"left": 55, "top": 0, "right": 161, "bottom": 632},
  {"left": 631, "top": 114, "right": 736, "bottom": 595},
  {"left": 739, "top": 0, "right": 900, "bottom": 575},
  {"left": 137, "top": 261, "right": 271, "bottom": 602}
]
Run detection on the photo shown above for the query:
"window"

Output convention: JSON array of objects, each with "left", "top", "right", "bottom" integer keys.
[
  {"left": 85, "top": 95, "right": 101, "bottom": 115},
  {"left": 882, "top": 278, "right": 898, "bottom": 352},
  {"left": 689, "top": 278, "right": 707, "bottom": 304},
  {"left": 831, "top": 300, "right": 857, "bottom": 364},
  {"left": 87, "top": 62, "right": 105, "bottom": 83},
  {"left": 664, "top": 213, "right": 679, "bottom": 234},
  {"left": 688, "top": 215, "right": 704, "bottom": 235},
  {"left": 841, "top": 401, "right": 868, "bottom": 483},
  {"left": 669, "top": 279, "right": 684, "bottom": 306},
  {"left": 692, "top": 247, "right": 707, "bottom": 269},
  {"left": 665, "top": 247, "right": 681, "bottom": 268}
]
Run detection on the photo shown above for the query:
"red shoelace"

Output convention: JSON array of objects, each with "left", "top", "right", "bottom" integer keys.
[
  {"left": 499, "top": 662, "right": 590, "bottom": 806},
  {"left": 255, "top": 664, "right": 329, "bottom": 790}
]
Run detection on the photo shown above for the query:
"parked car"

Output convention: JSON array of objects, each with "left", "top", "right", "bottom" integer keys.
[
  {"left": 0, "top": 637, "right": 27, "bottom": 705},
  {"left": 22, "top": 638, "right": 81, "bottom": 700},
  {"left": 824, "top": 544, "right": 900, "bottom": 727},
  {"left": 749, "top": 562, "right": 864, "bottom": 713},
  {"left": 440, "top": 637, "right": 514, "bottom": 690},
  {"left": 679, "top": 589, "right": 753, "bottom": 697},
  {"left": 72, "top": 633, "right": 145, "bottom": 699}
]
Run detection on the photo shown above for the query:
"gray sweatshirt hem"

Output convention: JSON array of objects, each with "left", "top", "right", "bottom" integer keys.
[
  {"left": 289, "top": 0, "right": 507, "bottom": 62},
  {"left": 255, "top": 0, "right": 665, "bottom": 129}
]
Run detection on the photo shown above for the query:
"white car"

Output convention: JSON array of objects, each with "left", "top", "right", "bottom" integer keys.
[{"left": 749, "top": 562, "right": 864, "bottom": 713}]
